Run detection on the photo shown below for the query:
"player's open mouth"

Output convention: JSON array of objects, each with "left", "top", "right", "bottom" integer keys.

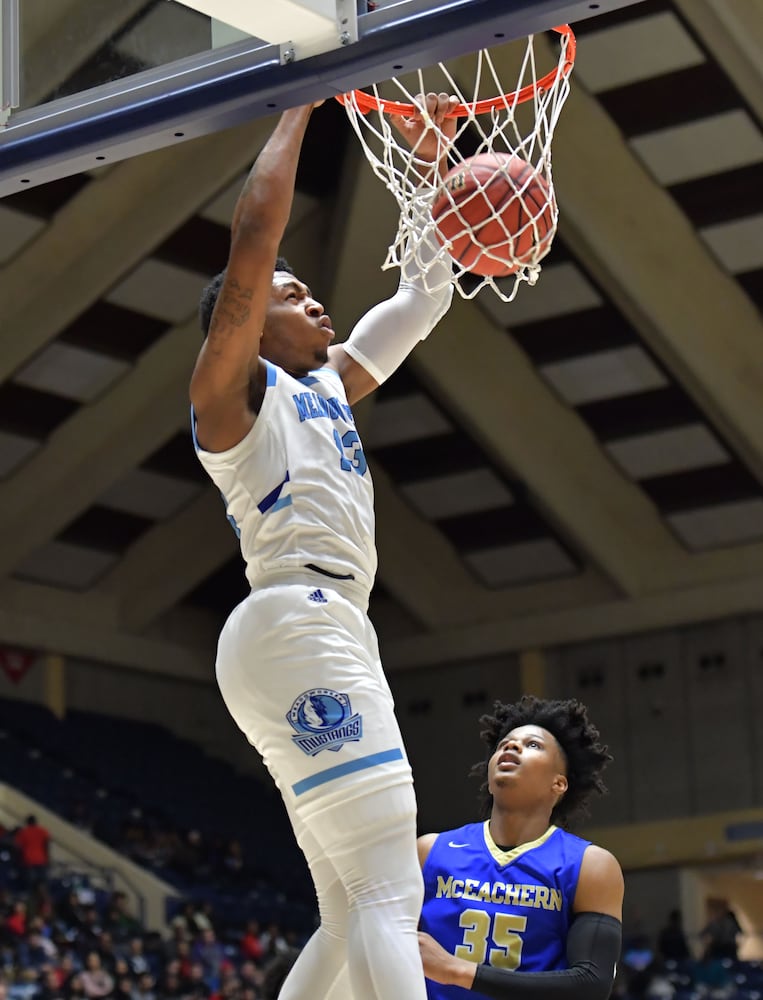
[{"left": 497, "top": 753, "right": 520, "bottom": 769}]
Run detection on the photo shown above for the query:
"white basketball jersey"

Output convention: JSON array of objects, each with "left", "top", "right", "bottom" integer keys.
[{"left": 193, "top": 361, "right": 377, "bottom": 602}]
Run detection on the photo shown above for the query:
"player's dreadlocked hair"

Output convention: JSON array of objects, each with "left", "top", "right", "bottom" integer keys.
[
  {"left": 198, "top": 257, "right": 295, "bottom": 337},
  {"left": 470, "top": 695, "right": 611, "bottom": 828}
]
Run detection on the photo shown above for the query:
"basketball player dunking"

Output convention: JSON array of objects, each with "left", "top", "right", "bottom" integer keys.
[
  {"left": 190, "top": 97, "right": 456, "bottom": 1000},
  {"left": 417, "top": 696, "right": 623, "bottom": 1000}
]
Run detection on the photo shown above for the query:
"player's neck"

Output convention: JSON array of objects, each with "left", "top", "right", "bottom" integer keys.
[{"left": 488, "top": 807, "right": 552, "bottom": 850}]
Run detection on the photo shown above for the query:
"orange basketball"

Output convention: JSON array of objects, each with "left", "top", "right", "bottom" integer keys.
[{"left": 432, "top": 152, "right": 555, "bottom": 277}]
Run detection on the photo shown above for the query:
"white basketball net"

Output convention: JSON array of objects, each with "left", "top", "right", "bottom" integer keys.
[{"left": 339, "top": 28, "right": 575, "bottom": 302}]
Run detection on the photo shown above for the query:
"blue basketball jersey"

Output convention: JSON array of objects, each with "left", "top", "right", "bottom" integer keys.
[{"left": 420, "top": 821, "right": 590, "bottom": 1000}]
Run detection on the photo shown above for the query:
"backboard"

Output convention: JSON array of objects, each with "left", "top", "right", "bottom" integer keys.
[{"left": 0, "top": 0, "right": 647, "bottom": 197}]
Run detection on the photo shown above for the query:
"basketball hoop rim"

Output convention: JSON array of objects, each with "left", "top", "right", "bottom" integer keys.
[{"left": 335, "top": 25, "right": 575, "bottom": 118}]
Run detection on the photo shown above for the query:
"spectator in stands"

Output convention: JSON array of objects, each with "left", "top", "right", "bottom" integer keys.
[
  {"left": 162, "top": 925, "right": 189, "bottom": 966},
  {"left": 31, "top": 914, "right": 55, "bottom": 945},
  {"left": 131, "top": 971, "right": 156, "bottom": 1000},
  {"left": 13, "top": 818, "right": 50, "bottom": 888},
  {"left": 157, "top": 964, "right": 183, "bottom": 999},
  {"left": 125, "top": 937, "right": 151, "bottom": 978},
  {"left": 4, "top": 902, "right": 26, "bottom": 939},
  {"left": 37, "top": 967, "right": 66, "bottom": 1000},
  {"left": 79, "top": 951, "right": 114, "bottom": 999},
  {"left": 169, "top": 904, "right": 205, "bottom": 941},
  {"left": 183, "top": 962, "right": 211, "bottom": 1000},
  {"left": 65, "top": 974, "right": 87, "bottom": 1000},
  {"left": 238, "top": 961, "right": 262, "bottom": 994},
  {"left": 191, "top": 929, "right": 225, "bottom": 990},
  {"left": 26, "top": 886, "right": 54, "bottom": 926},
  {"left": 618, "top": 917, "right": 656, "bottom": 1000},
  {"left": 259, "top": 924, "right": 287, "bottom": 961},
  {"left": 17, "top": 926, "right": 56, "bottom": 970},
  {"left": 701, "top": 898, "right": 741, "bottom": 962},
  {"left": 8, "top": 967, "right": 39, "bottom": 1000},
  {"left": 112, "top": 972, "right": 134, "bottom": 1000},
  {"left": 113, "top": 958, "right": 131, "bottom": 984},
  {"left": 55, "top": 954, "right": 80, "bottom": 990},
  {"left": 76, "top": 909, "right": 103, "bottom": 954},
  {"left": 95, "top": 930, "right": 119, "bottom": 973},
  {"left": 194, "top": 903, "right": 215, "bottom": 934},
  {"left": 239, "top": 921, "right": 264, "bottom": 964},
  {"left": 171, "top": 831, "right": 208, "bottom": 882},
  {"left": 261, "top": 950, "right": 299, "bottom": 1000},
  {"left": 217, "top": 964, "right": 241, "bottom": 1000},
  {"left": 657, "top": 909, "right": 691, "bottom": 963},
  {"left": 56, "top": 892, "right": 88, "bottom": 933},
  {"left": 121, "top": 812, "right": 149, "bottom": 861},
  {"left": 173, "top": 941, "right": 193, "bottom": 983},
  {"left": 104, "top": 893, "right": 142, "bottom": 944},
  {"left": 220, "top": 840, "right": 245, "bottom": 882},
  {"left": 282, "top": 929, "right": 301, "bottom": 953}
]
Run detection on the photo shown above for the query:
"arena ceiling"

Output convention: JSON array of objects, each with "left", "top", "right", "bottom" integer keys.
[{"left": 0, "top": 0, "right": 761, "bottom": 683}]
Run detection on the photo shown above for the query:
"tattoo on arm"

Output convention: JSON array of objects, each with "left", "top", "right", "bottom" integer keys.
[{"left": 207, "top": 278, "right": 254, "bottom": 354}]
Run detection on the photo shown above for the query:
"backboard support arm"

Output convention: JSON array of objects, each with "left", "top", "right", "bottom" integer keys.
[
  {"left": 0, "top": 0, "right": 20, "bottom": 127},
  {"left": 175, "top": 0, "right": 360, "bottom": 61},
  {"left": 0, "top": 0, "right": 646, "bottom": 197}
]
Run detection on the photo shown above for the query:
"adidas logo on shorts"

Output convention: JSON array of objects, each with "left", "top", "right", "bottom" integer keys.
[{"left": 307, "top": 588, "right": 328, "bottom": 604}]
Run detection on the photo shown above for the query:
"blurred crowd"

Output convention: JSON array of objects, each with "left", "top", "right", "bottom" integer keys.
[
  {"left": 616, "top": 904, "right": 761, "bottom": 1000},
  {"left": 0, "top": 813, "right": 307, "bottom": 1000},
  {"left": 0, "top": 880, "right": 306, "bottom": 1000},
  {"left": 62, "top": 804, "right": 255, "bottom": 896}
]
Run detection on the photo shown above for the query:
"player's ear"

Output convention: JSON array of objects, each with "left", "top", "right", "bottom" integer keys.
[{"left": 552, "top": 773, "right": 568, "bottom": 797}]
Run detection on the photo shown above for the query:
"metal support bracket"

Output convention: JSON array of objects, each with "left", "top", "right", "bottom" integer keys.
[
  {"left": 336, "top": 0, "right": 359, "bottom": 46},
  {"left": 0, "top": 0, "right": 20, "bottom": 127},
  {"left": 178, "top": 1, "right": 359, "bottom": 61}
]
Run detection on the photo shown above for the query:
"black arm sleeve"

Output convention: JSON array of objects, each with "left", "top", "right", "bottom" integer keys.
[{"left": 471, "top": 912, "right": 622, "bottom": 1000}]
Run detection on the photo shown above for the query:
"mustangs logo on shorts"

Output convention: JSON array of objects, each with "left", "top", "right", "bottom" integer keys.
[{"left": 287, "top": 688, "right": 363, "bottom": 756}]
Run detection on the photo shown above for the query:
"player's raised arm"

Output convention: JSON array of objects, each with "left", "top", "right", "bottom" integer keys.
[
  {"left": 328, "top": 93, "right": 458, "bottom": 405},
  {"left": 190, "top": 105, "right": 317, "bottom": 453}
]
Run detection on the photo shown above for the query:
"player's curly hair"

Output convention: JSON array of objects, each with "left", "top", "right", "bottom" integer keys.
[
  {"left": 470, "top": 695, "right": 611, "bottom": 828},
  {"left": 198, "top": 257, "right": 295, "bottom": 336}
]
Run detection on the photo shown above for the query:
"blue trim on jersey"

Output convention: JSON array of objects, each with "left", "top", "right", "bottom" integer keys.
[
  {"left": 270, "top": 495, "right": 293, "bottom": 513},
  {"left": 265, "top": 361, "right": 278, "bottom": 386},
  {"left": 291, "top": 748, "right": 404, "bottom": 796},
  {"left": 222, "top": 493, "right": 242, "bottom": 538},
  {"left": 258, "top": 472, "right": 291, "bottom": 514},
  {"left": 298, "top": 376, "right": 320, "bottom": 386}
]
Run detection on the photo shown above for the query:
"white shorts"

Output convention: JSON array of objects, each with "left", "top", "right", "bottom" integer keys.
[{"left": 215, "top": 583, "right": 413, "bottom": 816}]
